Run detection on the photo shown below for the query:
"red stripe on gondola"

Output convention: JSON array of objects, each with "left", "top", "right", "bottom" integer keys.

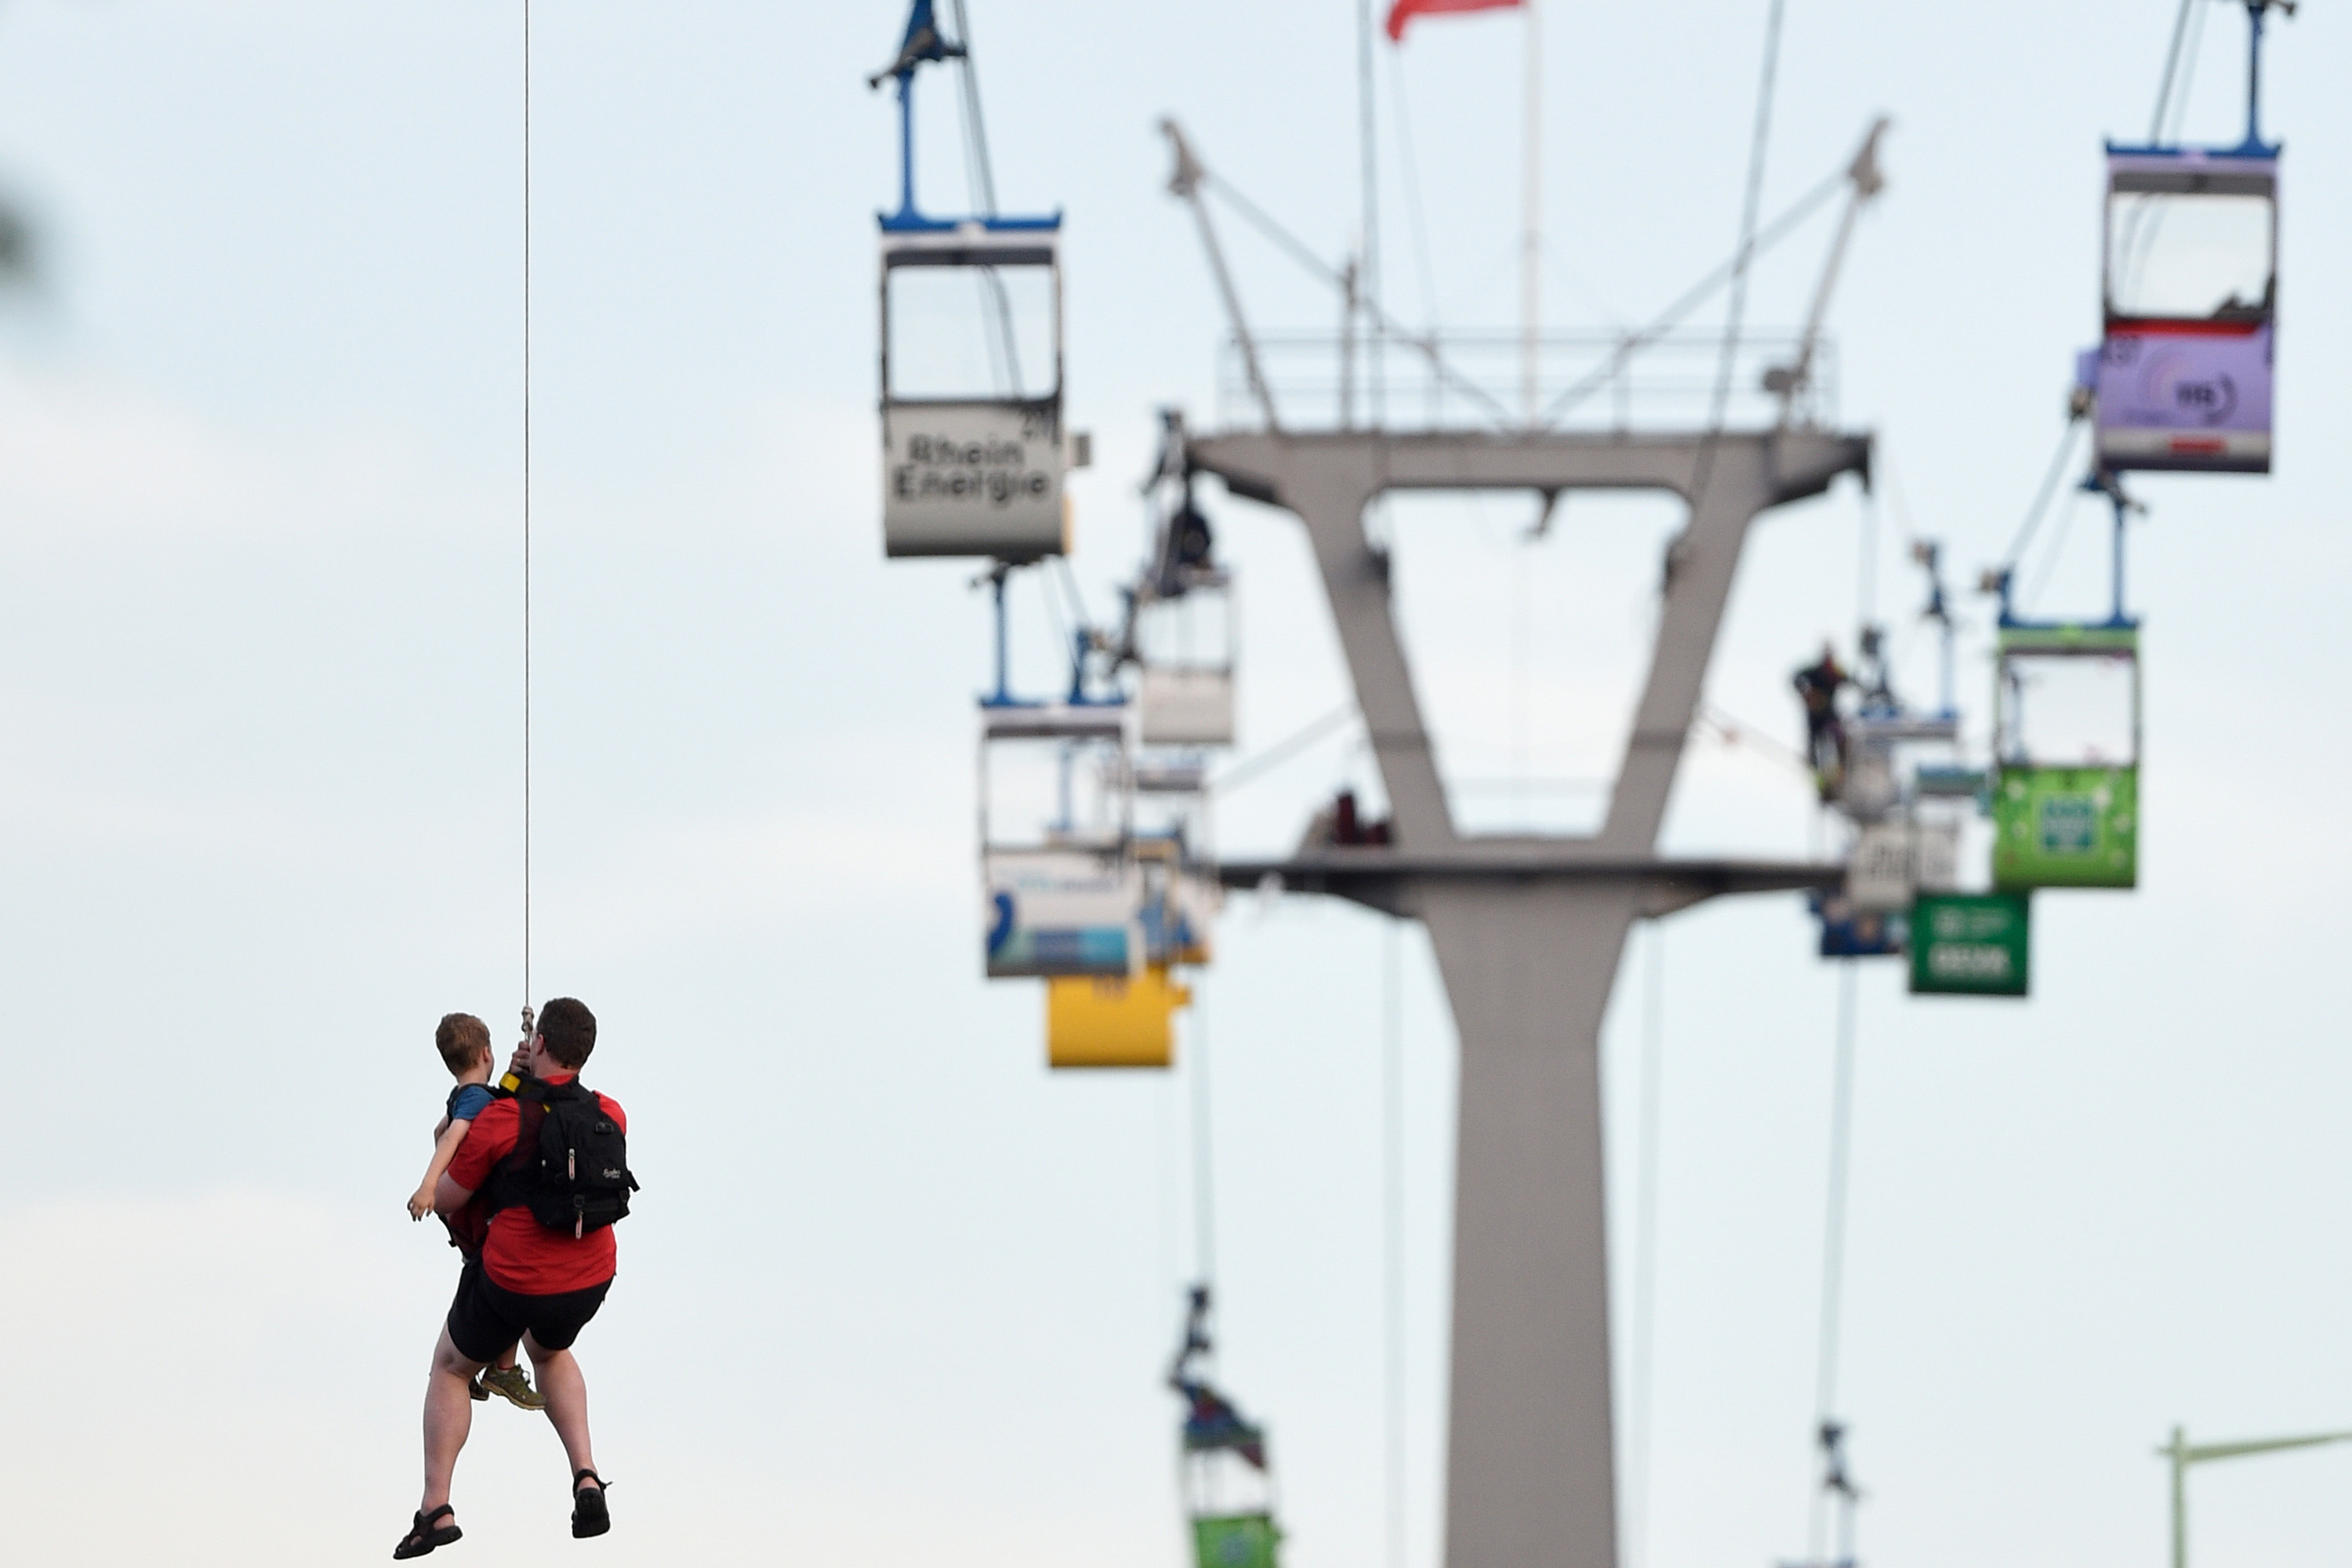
[
  {"left": 2104, "top": 318, "right": 2267, "bottom": 338},
  {"left": 2167, "top": 437, "right": 2229, "bottom": 455}
]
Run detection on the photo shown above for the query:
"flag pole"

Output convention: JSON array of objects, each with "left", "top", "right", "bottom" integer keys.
[{"left": 1520, "top": 0, "right": 1540, "bottom": 425}]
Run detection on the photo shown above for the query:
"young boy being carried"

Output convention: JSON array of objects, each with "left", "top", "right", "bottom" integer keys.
[{"left": 408, "top": 1012, "right": 544, "bottom": 1411}]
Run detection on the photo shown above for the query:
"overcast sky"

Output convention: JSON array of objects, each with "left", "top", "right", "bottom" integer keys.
[{"left": 1, "top": 2, "right": 2348, "bottom": 1566}]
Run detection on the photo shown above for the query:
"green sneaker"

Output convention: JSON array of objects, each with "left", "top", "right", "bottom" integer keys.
[{"left": 480, "top": 1365, "right": 546, "bottom": 1411}]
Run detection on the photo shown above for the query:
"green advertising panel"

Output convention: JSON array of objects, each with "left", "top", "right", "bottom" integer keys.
[
  {"left": 1192, "top": 1514, "right": 1281, "bottom": 1568},
  {"left": 1991, "top": 764, "right": 2138, "bottom": 890},
  {"left": 1911, "top": 892, "right": 2031, "bottom": 997}
]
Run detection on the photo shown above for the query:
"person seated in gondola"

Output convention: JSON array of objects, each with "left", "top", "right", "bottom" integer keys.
[{"left": 1792, "top": 643, "right": 1850, "bottom": 803}]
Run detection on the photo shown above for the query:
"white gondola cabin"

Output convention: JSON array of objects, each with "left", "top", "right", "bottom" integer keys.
[
  {"left": 881, "top": 224, "right": 1069, "bottom": 558},
  {"left": 1134, "top": 572, "right": 1236, "bottom": 747},
  {"left": 872, "top": 0, "right": 1070, "bottom": 558},
  {"left": 981, "top": 704, "right": 1138, "bottom": 978}
]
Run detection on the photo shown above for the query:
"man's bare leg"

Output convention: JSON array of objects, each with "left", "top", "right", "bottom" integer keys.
[
  {"left": 524, "top": 1334, "right": 597, "bottom": 1485},
  {"left": 422, "top": 1327, "right": 488, "bottom": 1519}
]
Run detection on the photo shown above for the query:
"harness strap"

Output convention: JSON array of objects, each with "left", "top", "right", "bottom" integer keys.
[{"left": 488, "top": 1084, "right": 551, "bottom": 1215}]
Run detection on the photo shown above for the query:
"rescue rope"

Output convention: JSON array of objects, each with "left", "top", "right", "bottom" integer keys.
[{"left": 521, "top": 0, "right": 533, "bottom": 1030}]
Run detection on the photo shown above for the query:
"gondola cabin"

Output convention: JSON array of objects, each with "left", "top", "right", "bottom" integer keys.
[
  {"left": 881, "top": 223, "right": 1069, "bottom": 558},
  {"left": 981, "top": 704, "right": 1140, "bottom": 978},
  {"left": 2096, "top": 147, "right": 2277, "bottom": 474},
  {"left": 1181, "top": 1407, "right": 1280, "bottom": 1568},
  {"left": 1846, "top": 818, "right": 1959, "bottom": 914},
  {"left": 1810, "top": 891, "right": 1907, "bottom": 960},
  {"left": 1991, "top": 624, "right": 2140, "bottom": 890},
  {"left": 1135, "top": 829, "right": 1218, "bottom": 968},
  {"left": 1134, "top": 572, "right": 1236, "bottom": 746}
]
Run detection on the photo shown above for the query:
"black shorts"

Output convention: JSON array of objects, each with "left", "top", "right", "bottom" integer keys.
[{"left": 446, "top": 1259, "right": 612, "bottom": 1363}]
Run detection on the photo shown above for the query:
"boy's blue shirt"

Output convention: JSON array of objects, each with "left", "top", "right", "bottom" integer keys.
[{"left": 446, "top": 1083, "right": 496, "bottom": 1123}]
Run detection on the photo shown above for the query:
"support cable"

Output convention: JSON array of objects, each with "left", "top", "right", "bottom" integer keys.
[
  {"left": 1998, "top": 418, "right": 2083, "bottom": 576},
  {"left": 2118, "top": 0, "right": 2209, "bottom": 306},
  {"left": 1536, "top": 163, "right": 1846, "bottom": 431},
  {"left": 2023, "top": 487, "right": 2085, "bottom": 616},
  {"left": 947, "top": 0, "right": 998, "bottom": 210},
  {"left": 2149, "top": 0, "right": 2199, "bottom": 143},
  {"left": 1036, "top": 564, "right": 1074, "bottom": 688},
  {"left": 1051, "top": 554, "right": 1090, "bottom": 628},
  {"left": 1806, "top": 964, "right": 1861, "bottom": 1566},
  {"left": 945, "top": 0, "right": 1022, "bottom": 392},
  {"left": 1857, "top": 472, "right": 1880, "bottom": 635},
  {"left": 1689, "top": 0, "right": 1791, "bottom": 510},
  {"left": 1189, "top": 985, "right": 1218, "bottom": 1287},
  {"left": 2162, "top": 0, "right": 2207, "bottom": 145},
  {"left": 1382, "top": 917, "right": 1406, "bottom": 1568},
  {"left": 1388, "top": 60, "right": 1443, "bottom": 426},
  {"left": 1211, "top": 703, "right": 1359, "bottom": 796},
  {"left": 1166, "top": 124, "right": 1514, "bottom": 430}
]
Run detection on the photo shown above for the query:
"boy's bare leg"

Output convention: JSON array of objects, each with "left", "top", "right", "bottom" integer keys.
[
  {"left": 524, "top": 1334, "right": 597, "bottom": 1484},
  {"left": 421, "top": 1327, "right": 488, "bottom": 1518}
]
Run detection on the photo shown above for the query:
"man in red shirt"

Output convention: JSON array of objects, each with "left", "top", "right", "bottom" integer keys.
[{"left": 395, "top": 997, "right": 628, "bottom": 1559}]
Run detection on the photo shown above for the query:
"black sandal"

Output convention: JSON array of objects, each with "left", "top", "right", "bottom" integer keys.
[
  {"left": 571, "top": 1468, "right": 611, "bottom": 1539},
  {"left": 393, "top": 1503, "right": 462, "bottom": 1559}
]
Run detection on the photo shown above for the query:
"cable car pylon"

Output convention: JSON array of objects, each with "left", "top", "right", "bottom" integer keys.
[{"left": 1167, "top": 110, "right": 1889, "bottom": 1568}]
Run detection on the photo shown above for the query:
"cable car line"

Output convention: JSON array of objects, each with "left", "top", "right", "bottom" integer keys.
[
  {"left": 1532, "top": 147, "right": 1855, "bottom": 432},
  {"left": 1804, "top": 964, "right": 1864, "bottom": 1567},
  {"left": 944, "top": 0, "right": 999, "bottom": 212},
  {"left": 2020, "top": 487, "right": 2086, "bottom": 616},
  {"left": 2115, "top": 4, "right": 2209, "bottom": 311},
  {"left": 1690, "top": 0, "right": 1791, "bottom": 506},
  {"left": 935, "top": 0, "right": 1024, "bottom": 390},
  {"left": 1210, "top": 704, "right": 1357, "bottom": 797},
  {"left": 2149, "top": 0, "right": 2201, "bottom": 143},
  {"left": 1388, "top": 64, "right": 1440, "bottom": 336},
  {"left": 1163, "top": 120, "right": 1514, "bottom": 431},
  {"left": 1995, "top": 417, "right": 2085, "bottom": 577}
]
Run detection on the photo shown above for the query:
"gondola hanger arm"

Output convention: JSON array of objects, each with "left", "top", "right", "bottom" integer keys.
[{"left": 1766, "top": 116, "right": 1891, "bottom": 423}]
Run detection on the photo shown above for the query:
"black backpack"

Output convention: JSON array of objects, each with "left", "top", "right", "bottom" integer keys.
[{"left": 490, "top": 1077, "right": 639, "bottom": 1238}]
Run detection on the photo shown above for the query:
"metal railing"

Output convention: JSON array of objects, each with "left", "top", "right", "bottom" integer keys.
[{"left": 1214, "top": 328, "right": 1835, "bottom": 435}]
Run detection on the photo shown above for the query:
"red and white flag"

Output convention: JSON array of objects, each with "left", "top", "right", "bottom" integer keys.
[{"left": 1385, "top": 0, "right": 1523, "bottom": 43}]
